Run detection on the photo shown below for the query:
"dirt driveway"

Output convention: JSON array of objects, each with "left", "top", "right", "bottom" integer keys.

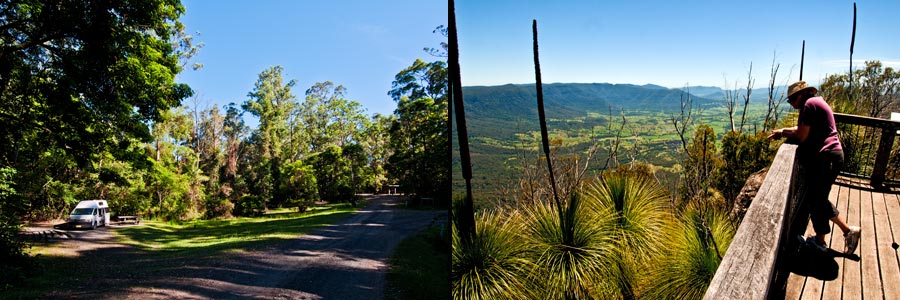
[{"left": 25, "top": 195, "right": 445, "bottom": 300}]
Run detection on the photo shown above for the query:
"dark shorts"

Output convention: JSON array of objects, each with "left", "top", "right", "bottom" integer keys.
[{"left": 799, "top": 150, "right": 844, "bottom": 235}]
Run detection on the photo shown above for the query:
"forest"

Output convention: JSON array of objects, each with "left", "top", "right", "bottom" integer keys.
[{"left": 0, "top": 0, "right": 448, "bottom": 287}]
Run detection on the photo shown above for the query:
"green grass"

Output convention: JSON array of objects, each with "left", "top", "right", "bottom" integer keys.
[
  {"left": 385, "top": 225, "right": 450, "bottom": 300},
  {"left": 115, "top": 203, "right": 359, "bottom": 256},
  {"left": 2, "top": 203, "right": 360, "bottom": 299}
]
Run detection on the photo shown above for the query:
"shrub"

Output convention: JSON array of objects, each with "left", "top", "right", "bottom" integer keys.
[
  {"left": 0, "top": 167, "right": 32, "bottom": 290},
  {"left": 520, "top": 192, "right": 619, "bottom": 299},
  {"left": 642, "top": 206, "right": 735, "bottom": 299},
  {"left": 280, "top": 161, "right": 318, "bottom": 211},
  {"left": 233, "top": 195, "right": 264, "bottom": 217},
  {"left": 583, "top": 173, "right": 672, "bottom": 299},
  {"left": 204, "top": 197, "right": 234, "bottom": 219},
  {"left": 452, "top": 204, "right": 534, "bottom": 300},
  {"left": 717, "top": 131, "right": 776, "bottom": 210}
]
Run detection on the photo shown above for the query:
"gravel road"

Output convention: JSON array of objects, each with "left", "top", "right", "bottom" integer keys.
[{"left": 27, "top": 195, "right": 445, "bottom": 300}]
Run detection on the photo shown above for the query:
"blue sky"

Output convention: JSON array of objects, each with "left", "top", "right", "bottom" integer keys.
[
  {"left": 175, "top": 0, "right": 446, "bottom": 120},
  {"left": 456, "top": 0, "right": 900, "bottom": 89}
]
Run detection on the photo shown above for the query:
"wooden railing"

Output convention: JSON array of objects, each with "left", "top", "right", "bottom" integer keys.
[
  {"left": 834, "top": 112, "right": 900, "bottom": 188},
  {"left": 704, "top": 144, "right": 800, "bottom": 300}
]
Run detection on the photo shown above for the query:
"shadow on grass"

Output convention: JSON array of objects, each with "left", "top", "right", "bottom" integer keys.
[
  {"left": 4, "top": 206, "right": 357, "bottom": 300},
  {"left": 5, "top": 196, "right": 440, "bottom": 300},
  {"left": 115, "top": 206, "right": 357, "bottom": 256}
]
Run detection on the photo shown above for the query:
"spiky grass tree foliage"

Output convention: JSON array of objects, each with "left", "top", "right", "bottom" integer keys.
[
  {"left": 521, "top": 193, "right": 618, "bottom": 299},
  {"left": 641, "top": 206, "right": 735, "bottom": 300},
  {"left": 584, "top": 173, "right": 672, "bottom": 300},
  {"left": 452, "top": 207, "right": 533, "bottom": 300}
]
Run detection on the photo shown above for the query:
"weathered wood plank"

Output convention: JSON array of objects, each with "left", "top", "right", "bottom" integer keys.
[
  {"left": 822, "top": 184, "right": 847, "bottom": 300},
  {"left": 798, "top": 220, "right": 823, "bottom": 300},
  {"left": 886, "top": 193, "right": 900, "bottom": 274},
  {"left": 859, "top": 189, "right": 884, "bottom": 300},
  {"left": 784, "top": 276, "right": 805, "bottom": 299},
  {"left": 703, "top": 144, "right": 797, "bottom": 300},
  {"left": 873, "top": 191, "right": 900, "bottom": 300},
  {"left": 785, "top": 222, "right": 817, "bottom": 300},
  {"left": 843, "top": 185, "right": 862, "bottom": 300},
  {"left": 881, "top": 194, "right": 900, "bottom": 298}
]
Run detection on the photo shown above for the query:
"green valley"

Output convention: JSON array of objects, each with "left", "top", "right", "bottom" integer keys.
[{"left": 453, "top": 82, "right": 788, "bottom": 204}]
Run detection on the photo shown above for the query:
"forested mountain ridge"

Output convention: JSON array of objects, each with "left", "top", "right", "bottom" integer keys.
[
  {"left": 460, "top": 82, "right": 720, "bottom": 140},
  {"left": 464, "top": 83, "right": 719, "bottom": 116}
]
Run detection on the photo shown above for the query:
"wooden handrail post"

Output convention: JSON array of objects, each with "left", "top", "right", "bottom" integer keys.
[{"left": 871, "top": 126, "right": 897, "bottom": 189}]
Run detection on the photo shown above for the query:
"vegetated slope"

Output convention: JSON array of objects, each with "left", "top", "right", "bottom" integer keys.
[{"left": 453, "top": 83, "right": 723, "bottom": 202}]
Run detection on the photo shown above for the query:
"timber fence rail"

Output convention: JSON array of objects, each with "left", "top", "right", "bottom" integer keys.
[
  {"left": 704, "top": 144, "right": 800, "bottom": 300},
  {"left": 834, "top": 112, "right": 900, "bottom": 189}
]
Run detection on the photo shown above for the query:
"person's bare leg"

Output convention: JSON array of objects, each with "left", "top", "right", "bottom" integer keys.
[
  {"left": 816, "top": 215, "right": 850, "bottom": 245},
  {"left": 831, "top": 215, "right": 851, "bottom": 234},
  {"left": 814, "top": 216, "right": 851, "bottom": 245}
]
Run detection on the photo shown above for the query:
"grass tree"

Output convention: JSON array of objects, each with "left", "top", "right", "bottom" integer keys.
[
  {"left": 641, "top": 205, "right": 735, "bottom": 300},
  {"left": 520, "top": 193, "right": 618, "bottom": 299},
  {"left": 583, "top": 173, "right": 671, "bottom": 299},
  {"left": 451, "top": 205, "right": 533, "bottom": 300}
]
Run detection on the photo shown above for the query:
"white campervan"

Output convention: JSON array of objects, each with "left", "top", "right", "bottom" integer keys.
[{"left": 67, "top": 200, "right": 110, "bottom": 229}]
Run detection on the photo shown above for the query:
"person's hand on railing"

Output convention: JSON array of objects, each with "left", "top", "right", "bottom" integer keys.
[{"left": 768, "top": 129, "right": 784, "bottom": 140}]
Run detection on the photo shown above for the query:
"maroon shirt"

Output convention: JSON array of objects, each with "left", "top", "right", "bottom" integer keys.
[{"left": 797, "top": 96, "right": 843, "bottom": 154}]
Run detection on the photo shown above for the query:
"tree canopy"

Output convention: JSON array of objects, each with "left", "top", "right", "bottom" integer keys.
[{"left": 0, "top": 0, "right": 194, "bottom": 167}]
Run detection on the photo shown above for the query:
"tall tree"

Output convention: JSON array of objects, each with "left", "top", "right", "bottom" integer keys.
[
  {"left": 387, "top": 56, "right": 449, "bottom": 202},
  {"left": 148, "top": 108, "right": 197, "bottom": 219},
  {"left": 300, "top": 81, "right": 368, "bottom": 152},
  {"left": 242, "top": 66, "right": 297, "bottom": 208},
  {"left": 221, "top": 103, "right": 247, "bottom": 200},
  {"left": 680, "top": 125, "right": 723, "bottom": 209},
  {"left": 388, "top": 59, "right": 448, "bottom": 103},
  {"left": 388, "top": 96, "right": 448, "bottom": 201},
  {"left": 326, "top": 98, "right": 368, "bottom": 147},
  {"left": 301, "top": 81, "right": 344, "bottom": 152},
  {"left": 360, "top": 114, "right": 394, "bottom": 193},
  {"left": 191, "top": 103, "right": 225, "bottom": 185}
]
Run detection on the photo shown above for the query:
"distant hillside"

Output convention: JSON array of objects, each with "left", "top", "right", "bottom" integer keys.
[
  {"left": 681, "top": 85, "right": 789, "bottom": 102},
  {"left": 461, "top": 83, "right": 720, "bottom": 139}
]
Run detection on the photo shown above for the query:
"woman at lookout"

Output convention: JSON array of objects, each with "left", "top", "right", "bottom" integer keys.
[{"left": 768, "top": 81, "right": 861, "bottom": 254}]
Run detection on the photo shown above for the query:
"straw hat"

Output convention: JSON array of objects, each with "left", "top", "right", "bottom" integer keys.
[{"left": 787, "top": 81, "right": 818, "bottom": 98}]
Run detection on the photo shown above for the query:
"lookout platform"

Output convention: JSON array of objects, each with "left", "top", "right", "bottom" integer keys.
[{"left": 785, "top": 179, "right": 900, "bottom": 300}]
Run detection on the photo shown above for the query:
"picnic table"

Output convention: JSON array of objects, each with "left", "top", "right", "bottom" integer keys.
[{"left": 117, "top": 215, "right": 140, "bottom": 224}]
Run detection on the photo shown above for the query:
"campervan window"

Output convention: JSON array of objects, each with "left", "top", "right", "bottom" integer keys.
[{"left": 72, "top": 208, "right": 94, "bottom": 215}]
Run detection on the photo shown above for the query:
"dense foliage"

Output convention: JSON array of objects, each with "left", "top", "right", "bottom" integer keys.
[
  {"left": 0, "top": 0, "right": 193, "bottom": 288},
  {"left": 452, "top": 169, "right": 734, "bottom": 300},
  {"left": 820, "top": 61, "right": 900, "bottom": 118},
  {"left": 387, "top": 59, "right": 450, "bottom": 204}
]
